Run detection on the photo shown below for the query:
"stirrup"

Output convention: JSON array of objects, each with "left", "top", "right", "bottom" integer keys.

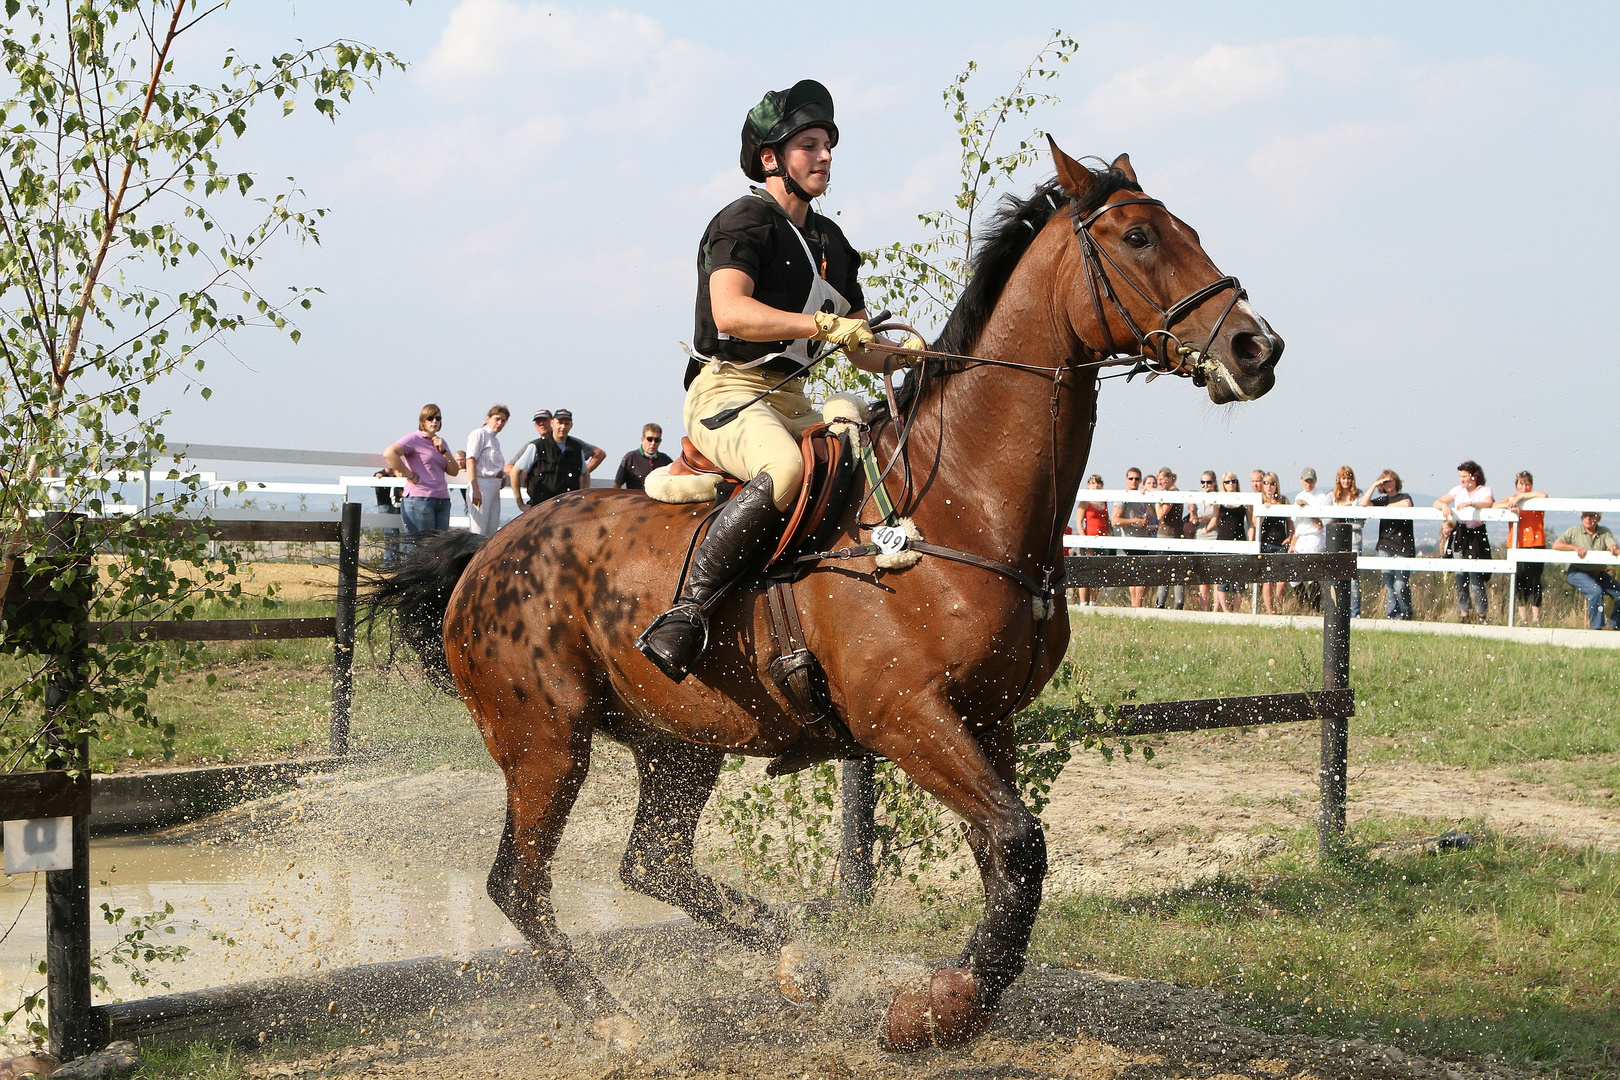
[{"left": 634, "top": 602, "right": 710, "bottom": 655}]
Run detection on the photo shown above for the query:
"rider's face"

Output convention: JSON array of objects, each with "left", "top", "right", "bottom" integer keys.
[{"left": 765, "top": 128, "right": 833, "bottom": 199}]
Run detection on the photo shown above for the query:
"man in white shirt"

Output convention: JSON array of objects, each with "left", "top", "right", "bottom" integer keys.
[
  {"left": 463, "top": 405, "right": 510, "bottom": 535},
  {"left": 1291, "top": 467, "right": 1331, "bottom": 554}
]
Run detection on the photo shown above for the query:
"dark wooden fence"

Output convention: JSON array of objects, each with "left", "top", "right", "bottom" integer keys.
[
  {"left": 838, "top": 523, "right": 1358, "bottom": 900},
  {"left": 0, "top": 505, "right": 360, "bottom": 1058}
]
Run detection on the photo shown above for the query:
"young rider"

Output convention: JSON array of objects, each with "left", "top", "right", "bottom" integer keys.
[{"left": 637, "top": 79, "right": 897, "bottom": 683}]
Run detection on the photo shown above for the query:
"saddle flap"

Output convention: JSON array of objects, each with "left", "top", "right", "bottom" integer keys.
[
  {"left": 669, "top": 437, "right": 734, "bottom": 479},
  {"left": 764, "top": 424, "right": 853, "bottom": 569}
]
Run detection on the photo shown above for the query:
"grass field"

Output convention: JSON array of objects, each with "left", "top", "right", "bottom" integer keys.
[{"left": 5, "top": 569, "right": 1615, "bottom": 1077}]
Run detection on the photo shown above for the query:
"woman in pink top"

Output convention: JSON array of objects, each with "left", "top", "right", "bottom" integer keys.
[
  {"left": 1434, "top": 459, "right": 1494, "bottom": 623},
  {"left": 384, "top": 404, "right": 462, "bottom": 535}
]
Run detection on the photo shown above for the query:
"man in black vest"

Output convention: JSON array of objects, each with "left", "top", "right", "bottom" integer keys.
[
  {"left": 508, "top": 409, "right": 565, "bottom": 510},
  {"left": 546, "top": 409, "right": 605, "bottom": 495}
]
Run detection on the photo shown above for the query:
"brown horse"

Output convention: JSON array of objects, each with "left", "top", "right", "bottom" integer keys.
[{"left": 366, "top": 141, "right": 1281, "bottom": 1052}]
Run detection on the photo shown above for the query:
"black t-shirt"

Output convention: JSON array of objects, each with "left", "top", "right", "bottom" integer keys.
[
  {"left": 1369, "top": 491, "right": 1416, "bottom": 558},
  {"left": 615, "top": 449, "right": 673, "bottom": 491},
  {"left": 689, "top": 189, "right": 865, "bottom": 387},
  {"left": 1216, "top": 504, "right": 1248, "bottom": 541}
]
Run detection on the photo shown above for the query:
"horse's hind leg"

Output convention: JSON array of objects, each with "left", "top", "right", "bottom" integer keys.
[
  {"left": 618, "top": 735, "right": 825, "bottom": 1004},
  {"left": 485, "top": 726, "right": 639, "bottom": 1046}
]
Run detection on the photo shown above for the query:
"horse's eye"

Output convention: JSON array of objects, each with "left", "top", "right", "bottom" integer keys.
[{"left": 1123, "top": 228, "right": 1150, "bottom": 249}]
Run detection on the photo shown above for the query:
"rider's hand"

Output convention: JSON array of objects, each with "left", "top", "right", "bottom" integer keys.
[{"left": 812, "top": 311, "right": 873, "bottom": 352}]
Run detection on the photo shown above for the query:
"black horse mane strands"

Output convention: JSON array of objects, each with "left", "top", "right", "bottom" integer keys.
[{"left": 872, "top": 163, "right": 1139, "bottom": 422}]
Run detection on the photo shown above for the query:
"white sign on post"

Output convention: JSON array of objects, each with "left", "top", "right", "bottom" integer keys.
[{"left": 3, "top": 816, "right": 74, "bottom": 874}]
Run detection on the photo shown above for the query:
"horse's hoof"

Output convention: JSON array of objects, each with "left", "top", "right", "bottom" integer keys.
[
  {"left": 589, "top": 1011, "right": 644, "bottom": 1053},
  {"left": 879, "top": 968, "right": 991, "bottom": 1052},
  {"left": 776, "top": 941, "right": 829, "bottom": 1007}
]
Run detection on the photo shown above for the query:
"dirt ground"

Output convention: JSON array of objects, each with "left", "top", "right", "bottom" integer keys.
[{"left": 155, "top": 727, "right": 1619, "bottom": 1080}]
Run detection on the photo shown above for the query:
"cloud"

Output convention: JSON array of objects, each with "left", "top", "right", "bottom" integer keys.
[
  {"left": 1085, "top": 43, "right": 1290, "bottom": 128},
  {"left": 421, "top": 0, "right": 664, "bottom": 88},
  {"left": 1245, "top": 122, "right": 1401, "bottom": 219},
  {"left": 1083, "top": 36, "right": 1397, "bottom": 130},
  {"left": 417, "top": 0, "right": 726, "bottom": 138}
]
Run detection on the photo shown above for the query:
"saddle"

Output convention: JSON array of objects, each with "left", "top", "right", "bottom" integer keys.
[
  {"left": 644, "top": 404, "right": 868, "bottom": 774},
  {"left": 666, "top": 425, "right": 854, "bottom": 569}
]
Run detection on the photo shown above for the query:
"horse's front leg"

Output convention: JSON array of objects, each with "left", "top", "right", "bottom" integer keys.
[{"left": 866, "top": 706, "right": 1045, "bottom": 1051}]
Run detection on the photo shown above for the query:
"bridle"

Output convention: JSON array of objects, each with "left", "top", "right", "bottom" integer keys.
[
  {"left": 1069, "top": 194, "right": 1247, "bottom": 386},
  {"left": 811, "top": 182, "right": 1253, "bottom": 719}
]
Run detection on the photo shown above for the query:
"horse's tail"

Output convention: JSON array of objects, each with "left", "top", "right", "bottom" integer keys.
[{"left": 360, "top": 530, "right": 488, "bottom": 695}]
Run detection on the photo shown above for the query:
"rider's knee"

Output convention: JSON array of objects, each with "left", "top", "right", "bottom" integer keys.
[{"left": 760, "top": 458, "right": 803, "bottom": 511}]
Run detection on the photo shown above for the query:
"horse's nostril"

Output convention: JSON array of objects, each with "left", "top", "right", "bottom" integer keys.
[{"left": 1233, "top": 332, "right": 1265, "bottom": 362}]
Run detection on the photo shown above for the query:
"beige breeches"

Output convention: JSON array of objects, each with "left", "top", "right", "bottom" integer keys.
[{"left": 684, "top": 364, "right": 817, "bottom": 511}]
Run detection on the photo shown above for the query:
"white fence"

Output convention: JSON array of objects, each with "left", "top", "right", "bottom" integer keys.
[
  {"left": 1066, "top": 489, "right": 1620, "bottom": 627},
  {"left": 83, "top": 443, "right": 617, "bottom": 532}
]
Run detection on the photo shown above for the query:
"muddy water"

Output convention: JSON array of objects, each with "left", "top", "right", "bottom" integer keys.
[{"left": 0, "top": 830, "right": 679, "bottom": 1024}]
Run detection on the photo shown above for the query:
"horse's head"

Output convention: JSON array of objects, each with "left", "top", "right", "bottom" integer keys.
[{"left": 1049, "top": 138, "right": 1282, "bottom": 404}]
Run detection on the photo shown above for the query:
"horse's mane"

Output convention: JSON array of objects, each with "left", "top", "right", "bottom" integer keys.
[{"left": 870, "top": 163, "right": 1139, "bottom": 422}]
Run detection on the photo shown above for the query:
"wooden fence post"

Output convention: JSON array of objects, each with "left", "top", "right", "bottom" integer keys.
[
  {"left": 839, "top": 758, "right": 876, "bottom": 904},
  {"left": 330, "top": 502, "right": 361, "bottom": 756},
  {"left": 41, "top": 512, "right": 97, "bottom": 1060},
  {"left": 1319, "top": 522, "right": 1353, "bottom": 859}
]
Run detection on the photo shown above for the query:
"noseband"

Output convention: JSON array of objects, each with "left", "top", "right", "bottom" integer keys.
[{"left": 1070, "top": 195, "right": 1246, "bottom": 385}]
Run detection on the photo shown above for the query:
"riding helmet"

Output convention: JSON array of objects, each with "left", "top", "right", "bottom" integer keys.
[{"left": 740, "top": 79, "right": 839, "bottom": 182}]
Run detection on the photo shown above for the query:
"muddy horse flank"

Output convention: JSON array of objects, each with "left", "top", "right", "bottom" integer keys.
[{"left": 365, "top": 140, "right": 1281, "bottom": 1052}]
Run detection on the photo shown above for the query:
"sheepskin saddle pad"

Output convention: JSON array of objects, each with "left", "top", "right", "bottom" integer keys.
[{"left": 643, "top": 394, "right": 865, "bottom": 570}]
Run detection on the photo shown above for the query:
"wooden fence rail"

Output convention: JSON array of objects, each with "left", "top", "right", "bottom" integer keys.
[
  {"left": 839, "top": 525, "right": 1358, "bottom": 900},
  {"left": 1, "top": 505, "right": 361, "bottom": 1059}
]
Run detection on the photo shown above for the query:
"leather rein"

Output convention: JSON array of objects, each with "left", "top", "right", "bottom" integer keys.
[{"left": 793, "top": 189, "right": 1247, "bottom": 714}]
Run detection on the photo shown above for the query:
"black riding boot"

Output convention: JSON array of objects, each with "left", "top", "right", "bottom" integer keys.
[{"left": 637, "top": 474, "right": 785, "bottom": 683}]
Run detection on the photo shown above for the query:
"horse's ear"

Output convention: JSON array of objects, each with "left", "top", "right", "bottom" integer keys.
[
  {"left": 1048, "top": 135, "right": 1094, "bottom": 200},
  {"left": 1111, "top": 153, "right": 1139, "bottom": 185}
]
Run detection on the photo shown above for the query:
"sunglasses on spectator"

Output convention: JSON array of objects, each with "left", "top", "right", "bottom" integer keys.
[
  {"left": 644, "top": 436, "right": 662, "bottom": 442},
  {"left": 1201, "top": 479, "right": 1216, "bottom": 485},
  {"left": 424, "top": 415, "right": 442, "bottom": 421}
]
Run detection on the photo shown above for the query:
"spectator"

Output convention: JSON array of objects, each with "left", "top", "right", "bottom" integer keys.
[
  {"left": 509, "top": 410, "right": 561, "bottom": 510},
  {"left": 1258, "top": 471, "right": 1293, "bottom": 614},
  {"left": 1497, "top": 471, "right": 1548, "bottom": 626},
  {"left": 1249, "top": 468, "right": 1265, "bottom": 497},
  {"left": 1193, "top": 470, "right": 1219, "bottom": 610},
  {"left": 1075, "top": 474, "right": 1111, "bottom": 607},
  {"left": 1361, "top": 469, "right": 1415, "bottom": 620},
  {"left": 1552, "top": 511, "right": 1620, "bottom": 630},
  {"left": 548, "top": 409, "right": 607, "bottom": 495},
  {"left": 1112, "top": 467, "right": 1151, "bottom": 608},
  {"left": 1141, "top": 473, "right": 1160, "bottom": 541},
  {"left": 1154, "top": 468, "right": 1185, "bottom": 609},
  {"left": 1435, "top": 460, "right": 1495, "bottom": 623},
  {"left": 383, "top": 404, "right": 461, "bottom": 536},
  {"left": 1211, "top": 471, "right": 1251, "bottom": 613},
  {"left": 614, "top": 423, "right": 674, "bottom": 491},
  {"left": 1291, "top": 467, "right": 1328, "bottom": 553},
  {"left": 1290, "top": 467, "right": 1330, "bottom": 611},
  {"left": 1330, "top": 466, "right": 1364, "bottom": 617},
  {"left": 463, "top": 404, "right": 511, "bottom": 536},
  {"left": 371, "top": 468, "right": 403, "bottom": 564}
]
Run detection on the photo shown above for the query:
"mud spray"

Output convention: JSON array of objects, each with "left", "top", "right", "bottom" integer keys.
[{"left": 3, "top": 699, "right": 1562, "bottom": 1077}]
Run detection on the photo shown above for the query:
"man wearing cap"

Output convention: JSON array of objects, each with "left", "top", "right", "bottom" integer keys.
[
  {"left": 508, "top": 410, "right": 563, "bottom": 510},
  {"left": 1290, "top": 467, "right": 1331, "bottom": 609},
  {"left": 1552, "top": 511, "right": 1620, "bottom": 629},
  {"left": 637, "top": 79, "right": 902, "bottom": 683},
  {"left": 546, "top": 409, "right": 604, "bottom": 496}
]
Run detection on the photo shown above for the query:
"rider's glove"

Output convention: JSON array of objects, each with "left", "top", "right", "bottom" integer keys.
[{"left": 811, "top": 311, "right": 874, "bottom": 352}]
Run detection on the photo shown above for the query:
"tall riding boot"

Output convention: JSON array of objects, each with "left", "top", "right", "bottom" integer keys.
[{"left": 637, "top": 474, "right": 785, "bottom": 683}]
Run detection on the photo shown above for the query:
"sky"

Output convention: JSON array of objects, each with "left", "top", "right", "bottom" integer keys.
[{"left": 138, "top": 0, "right": 1618, "bottom": 497}]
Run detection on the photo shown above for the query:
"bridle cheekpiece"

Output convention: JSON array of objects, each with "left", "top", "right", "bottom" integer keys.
[{"left": 1069, "top": 194, "right": 1246, "bottom": 386}]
